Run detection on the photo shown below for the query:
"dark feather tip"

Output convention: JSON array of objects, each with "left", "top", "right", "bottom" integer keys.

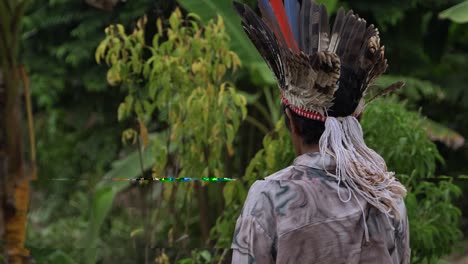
[{"left": 232, "top": 1, "right": 245, "bottom": 13}]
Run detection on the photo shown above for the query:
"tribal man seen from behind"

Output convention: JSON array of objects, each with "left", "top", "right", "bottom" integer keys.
[{"left": 231, "top": 0, "right": 410, "bottom": 263}]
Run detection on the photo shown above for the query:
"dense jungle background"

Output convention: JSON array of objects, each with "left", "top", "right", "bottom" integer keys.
[{"left": 1, "top": 0, "right": 468, "bottom": 263}]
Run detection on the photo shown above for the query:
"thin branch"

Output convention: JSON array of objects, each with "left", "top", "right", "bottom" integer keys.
[
  {"left": 263, "top": 86, "right": 279, "bottom": 125},
  {"left": 252, "top": 101, "right": 274, "bottom": 128},
  {"left": 245, "top": 116, "right": 269, "bottom": 135},
  {"left": 217, "top": 248, "right": 229, "bottom": 264}
]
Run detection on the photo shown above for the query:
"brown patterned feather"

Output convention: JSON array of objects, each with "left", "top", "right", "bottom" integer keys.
[
  {"left": 329, "top": 7, "right": 346, "bottom": 53},
  {"left": 345, "top": 17, "right": 366, "bottom": 66},
  {"left": 233, "top": 2, "right": 285, "bottom": 87},
  {"left": 335, "top": 11, "right": 357, "bottom": 59},
  {"left": 281, "top": 49, "right": 340, "bottom": 114},
  {"left": 298, "top": 1, "right": 331, "bottom": 53},
  {"left": 318, "top": 4, "right": 330, "bottom": 52}
]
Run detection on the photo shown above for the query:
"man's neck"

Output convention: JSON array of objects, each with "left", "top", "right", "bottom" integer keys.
[{"left": 298, "top": 144, "right": 320, "bottom": 155}]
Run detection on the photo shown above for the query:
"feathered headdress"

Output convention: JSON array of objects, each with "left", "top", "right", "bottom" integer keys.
[{"left": 233, "top": 0, "right": 407, "bottom": 238}]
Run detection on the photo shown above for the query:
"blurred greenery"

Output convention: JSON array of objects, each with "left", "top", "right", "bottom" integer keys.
[{"left": 16, "top": 0, "right": 468, "bottom": 263}]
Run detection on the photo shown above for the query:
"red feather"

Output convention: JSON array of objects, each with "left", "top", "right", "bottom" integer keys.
[{"left": 269, "top": 0, "right": 299, "bottom": 53}]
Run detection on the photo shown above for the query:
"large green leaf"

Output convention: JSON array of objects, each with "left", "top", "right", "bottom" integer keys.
[
  {"left": 439, "top": 0, "right": 468, "bottom": 24},
  {"left": 84, "top": 134, "right": 163, "bottom": 264},
  {"left": 250, "top": 61, "right": 276, "bottom": 86}
]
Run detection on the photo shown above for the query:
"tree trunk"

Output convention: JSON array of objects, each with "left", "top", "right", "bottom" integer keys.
[
  {"left": 1, "top": 66, "right": 32, "bottom": 263},
  {"left": 1, "top": 1, "right": 34, "bottom": 262},
  {"left": 194, "top": 181, "right": 210, "bottom": 245},
  {"left": 0, "top": 68, "right": 7, "bottom": 260}
]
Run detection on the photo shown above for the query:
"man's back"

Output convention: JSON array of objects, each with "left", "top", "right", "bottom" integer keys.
[
  {"left": 231, "top": 152, "right": 411, "bottom": 264},
  {"left": 232, "top": 1, "right": 411, "bottom": 262}
]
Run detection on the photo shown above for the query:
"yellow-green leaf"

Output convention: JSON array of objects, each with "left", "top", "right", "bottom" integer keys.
[
  {"left": 130, "top": 228, "right": 144, "bottom": 238},
  {"left": 106, "top": 68, "right": 121, "bottom": 86}
]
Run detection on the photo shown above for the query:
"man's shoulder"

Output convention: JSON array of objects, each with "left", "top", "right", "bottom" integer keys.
[
  {"left": 241, "top": 167, "right": 295, "bottom": 214},
  {"left": 263, "top": 164, "right": 331, "bottom": 182},
  {"left": 244, "top": 165, "right": 327, "bottom": 209},
  {"left": 264, "top": 166, "right": 294, "bottom": 181}
]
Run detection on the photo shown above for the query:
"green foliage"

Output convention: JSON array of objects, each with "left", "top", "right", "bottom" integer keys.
[
  {"left": 96, "top": 8, "right": 247, "bottom": 179},
  {"left": 362, "top": 100, "right": 462, "bottom": 262},
  {"left": 362, "top": 100, "right": 442, "bottom": 178},
  {"left": 315, "top": 0, "right": 339, "bottom": 13},
  {"left": 375, "top": 76, "right": 465, "bottom": 150},
  {"left": 94, "top": 7, "right": 247, "bottom": 262},
  {"left": 23, "top": 0, "right": 153, "bottom": 108},
  {"left": 243, "top": 119, "right": 295, "bottom": 185},
  {"left": 406, "top": 181, "right": 462, "bottom": 263},
  {"left": 177, "top": 0, "right": 259, "bottom": 65},
  {"left": 177, "top": 0, "right": 276, "bottom": 86},
  {"left": 23, "top": 1, "right": 155, "bottom": 260},
  {"left": 30, "top": 249, "right": 77, "bottom": 264},
  {"left": 45, "top": 250, "right": 77, "bottom": 264},
  {"left": 27, "top": 190, "right": 89, "bottom": 262},
  {"left": 85, "top": 141, "right": 158, "bottom": 263},
  {"left": 23, "top": 1, "right": 468, "bottom": 263},
  {"left": 345, "top": 0, "right": 455, "bottom": 28},
  {"left": 178, "top": 249, "right": 215, "bottom": 264}
]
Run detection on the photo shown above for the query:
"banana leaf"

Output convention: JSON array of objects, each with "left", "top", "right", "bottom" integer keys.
[
  {"left": 439, "top": 0, "right": 468, "bottom": 24},
  {"left": 84, "top": 133, "right": 166, "bottom": 264}
]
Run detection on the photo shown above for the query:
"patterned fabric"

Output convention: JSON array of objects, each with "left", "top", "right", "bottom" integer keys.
[{"left": 231, "top": 152, "right": 411, "bottom": 264}]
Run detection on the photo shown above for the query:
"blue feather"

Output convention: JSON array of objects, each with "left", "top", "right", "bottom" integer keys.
[
  {"left": 258, "top": 0, "right": 287, "bottom": 46},
  {"left": 258, "top": 0, "right": 276, "bottom": 22},
  {"left": 284, "top": 0, "right": 299, "bottom": 44}
]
